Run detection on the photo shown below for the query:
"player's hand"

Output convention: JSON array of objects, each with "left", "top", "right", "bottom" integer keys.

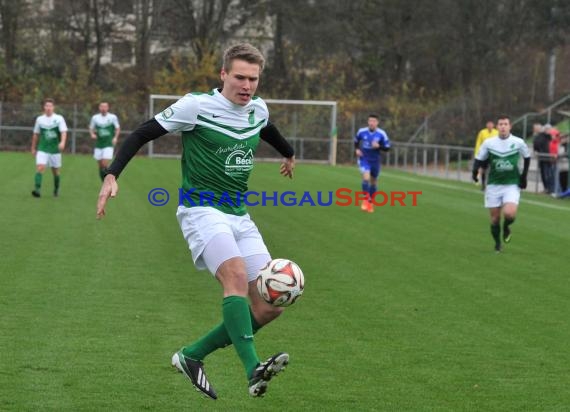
[
  {"left": 472, "top": 170, "right": 479, "bottom": 183},
  {"left": 371, "top": 141, "right": 380, "bottom": 149},
  {"left": 97, "top": 174, "right": 119, "bottom": 219},
  {"left": 355, "top": 149, "right": 363, "bottom": 158},
  {"left": 280, "top": 156, "right": 295, "bottom": 179},
  {"left": 90, "top": 134, "right": 97, "bottom": 140},
  {"left": 58, "top": 142, "right": 65, "bottom": 152},
  {"left": 112, "top": 137, "right": 118, "bottom": 146},
  {"left": 519, "top": 175, "right": 527, "bottom": 189}
]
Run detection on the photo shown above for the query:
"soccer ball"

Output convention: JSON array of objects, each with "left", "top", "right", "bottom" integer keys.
[{"left": 256, "top": 259, "right": 305, "bottom": 307}]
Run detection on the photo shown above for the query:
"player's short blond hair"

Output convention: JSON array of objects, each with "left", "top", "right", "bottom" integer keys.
[{"left": 223, "top": 43, "right": 265, "bottom": 73}]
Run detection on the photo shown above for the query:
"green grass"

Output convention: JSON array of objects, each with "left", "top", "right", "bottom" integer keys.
[{"left": 1, "top": 151, "right": 569, "bottom": 411}]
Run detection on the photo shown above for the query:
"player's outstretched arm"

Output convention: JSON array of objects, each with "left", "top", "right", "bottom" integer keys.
[
  {"left": 260, "top": 122, "right": 295, "bottom": 179},
  {"left": 280, "top": 156, "right": 295, "bottom": 179},
  {"left": 97, "top": 174, "right": 119, "bottom": 219},
  {"left": 96, "top": 118, "right": 168, "bottom": 219}
]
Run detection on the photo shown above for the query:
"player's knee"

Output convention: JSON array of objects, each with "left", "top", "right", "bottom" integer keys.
[
  {"left": 504, "top": 211, "right": 516, "bottom": 221},
  {"left": 217, "top": 264, "right": 248, "bottom": 296},
  {"left": 36, "top": 165, "right": 45, "bottom": 173},
  {"left": 253, "top": 304, "right": 283, "bottom": 325}
]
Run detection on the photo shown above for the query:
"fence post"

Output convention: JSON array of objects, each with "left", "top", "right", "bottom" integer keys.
[
  {"left": 554, "top": 160, "right": 560, "bottom": 195},
  {"left": 423, "top": 147, "right": 427, "bottom": 175},
  {"left": 433, "top": 148, "right": 438, "bottom": 176},
  {"left": 445, "top": 148, "right": 450, "bottom": 178},
  {"left": 72, "top": 103, "right": 77, "bottom": 154},
  {"left": 457, "top": 150, "right": 461, "bottom": 181},
  {"left": 413, "top": 147, "right": 418, "bottom": 173},
  {"left": 534, "top": 159, "right": 540, "bottom": 193},
  {"left": 394, "top": 146, "right": 399, "bottom": 168}
]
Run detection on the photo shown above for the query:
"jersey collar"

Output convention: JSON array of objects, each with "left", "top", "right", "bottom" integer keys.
[{"left": 214, "top": 88, "right": 253, "bottom": 112}]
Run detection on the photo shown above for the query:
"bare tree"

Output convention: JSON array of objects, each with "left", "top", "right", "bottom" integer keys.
[
  {"left": 161, "top": 0, "right": 265, "bottom": 62},
  {"left": 0, "top": 0, "right": 25, "bottom": 71}
]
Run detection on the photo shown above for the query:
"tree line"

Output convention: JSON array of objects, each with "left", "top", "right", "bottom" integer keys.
[{"left": 1, "top": 0, "right": 569, "bottom": 143}]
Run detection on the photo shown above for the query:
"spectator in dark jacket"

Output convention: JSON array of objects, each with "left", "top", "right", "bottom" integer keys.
[{"left": 533, "top": 123, "right": 554, "bottom": 193}]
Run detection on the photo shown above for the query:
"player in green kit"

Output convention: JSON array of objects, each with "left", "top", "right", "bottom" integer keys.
[
  {"left": 96, "top": 44, "right": 296, "bottom": 399},
  {"left": 472, "top": 115, "right": 531, "bottom": 252},
  {"left": 90, "top": 102, "right": 121, "bottom": 181},
  {"left": 31, "top": 98, "right": 68, "bottom": 197}
]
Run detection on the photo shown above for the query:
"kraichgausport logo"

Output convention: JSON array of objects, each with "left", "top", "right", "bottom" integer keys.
[{"left": 146, "top": 188, "right": 422, "bottom": 207}]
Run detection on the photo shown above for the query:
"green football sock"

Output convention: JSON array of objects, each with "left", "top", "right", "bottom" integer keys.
[
  {"left": 222, "top": 296, "right": 259, "bottom": 378},
  {"left": 491, "top": 223, "right": 501, "bottom": 247},
  {"left": 34, "top": 172, "right": 42, "bottom": 191},
  {"left": 99, "top": 168, "right": 106, "bottom": 181},
  {"left": 182, "top": 307, "right": 262, "bottom": 361},
  {"left": 54, "top": 175, "right": 60, "bottom": 192}
]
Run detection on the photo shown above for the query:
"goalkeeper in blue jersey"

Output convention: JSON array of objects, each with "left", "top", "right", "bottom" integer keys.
[{"left": 354, "top": 114, "right": 391, "bottom": 213}]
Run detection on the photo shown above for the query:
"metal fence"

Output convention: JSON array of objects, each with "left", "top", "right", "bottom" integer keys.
[
  {"left": 2, "top": 101, "right": 568, "bottom": 196},
  {"left": 349, "top": 141, "right": 569, "bottom": 196},
  {"left": 0, "top": 101, "right": 146, "bottom": 154}
]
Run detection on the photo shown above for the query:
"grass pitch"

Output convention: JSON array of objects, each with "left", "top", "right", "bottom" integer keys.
[{"left": 1, "top": 151, "right": 569, "bottom": 411}]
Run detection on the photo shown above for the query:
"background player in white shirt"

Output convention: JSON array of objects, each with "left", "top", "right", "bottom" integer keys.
[
  {"left": 31, "top": 98, "right": 68, "bottom": 197},
  {"left": 90, "top": 102, "right": 120, "bottom": 181},
  {"left": 473, "top": 115, "right": 530, "bottom": 252}
]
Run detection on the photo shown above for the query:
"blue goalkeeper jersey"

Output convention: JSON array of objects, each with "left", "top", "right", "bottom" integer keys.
[{"left": 355, "top": 127, "right": 391, "bottom": 161}]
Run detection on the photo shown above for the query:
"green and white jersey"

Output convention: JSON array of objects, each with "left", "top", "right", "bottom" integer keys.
[
  {"left": 476, "top": 134, "right": 531, "bottom": 185},
  {"left": 90, "top": 113, "right": 120, "bottom": 148},
  {"left": 33, "top": 114, "right": 68, "bottom": 154},
  {"left": 155, "top": 89, "right": 269, "bottom": 216}
]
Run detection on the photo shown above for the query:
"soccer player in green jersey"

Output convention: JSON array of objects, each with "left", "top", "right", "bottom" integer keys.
[
  {"left": 96, "top": 44, "right": 295, "bottom": 399},
  {"left": 31, "top": 98, "right": 68, "bottom": 197},
  {"left": 472, "top": 115, "right": 531, "bottom": 252},
  {"left": 90, "top": 102, "right": 121, "bottom": 181}
]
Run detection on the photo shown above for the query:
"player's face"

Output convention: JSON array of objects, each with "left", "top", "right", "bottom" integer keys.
[
  {"left": 367, "top": 117, "right": 379, "bottom": 131},
  {"left": 99, "top": 103, "right": 109, "bottom": 114},
  {"left": 220, "top": 59, "right": 260, "bottom": 106},
  {"left": 486, "top": 121, "right": 494, "bottom": 130},
  {"left": 43, "top": 102, "right": 54, "bottom": 116},
  {"left": 497, "top": 118, "right": 511, "bottom": 137}
]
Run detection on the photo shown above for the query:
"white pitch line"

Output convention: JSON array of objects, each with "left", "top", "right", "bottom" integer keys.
[{"left": 383, "top": 172, "right": 570, "bottom": 212}]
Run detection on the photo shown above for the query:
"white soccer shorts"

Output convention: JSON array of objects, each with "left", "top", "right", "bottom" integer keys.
[
  {"left": 484, "top": 184, "right": 520, "bottom": 208},
  {"left": 36, "top": 151, "right": 62, "bottom": 168},
  {"left": 176, "top": 206, "right": 271, "bottom": 281},
  {"left": 94, "top": 147, "right": 114, "bottom": 160}
]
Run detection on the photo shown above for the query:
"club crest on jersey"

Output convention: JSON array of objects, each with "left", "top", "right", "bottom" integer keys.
[
  {"left": 161, "top": 107, "right": 174, "bottom": 120},
  {"left": 225, "top": 148, "right": 254, "bottom": 176}
]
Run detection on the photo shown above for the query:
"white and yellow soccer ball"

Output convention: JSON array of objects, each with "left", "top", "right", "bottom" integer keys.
[{"left": 256, "top": 259, "right": 305, "bottom": 307}]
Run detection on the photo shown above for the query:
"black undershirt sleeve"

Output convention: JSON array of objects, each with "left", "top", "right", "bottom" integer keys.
[
  {"left": 106, "top": 118, "right": 168, "bottom": 178},
  {"left": 521, "top": 157, "right": 530, "bottom": 177},
  {"left": 260, "top": 122, "right": 295, "bottom": 158}
]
